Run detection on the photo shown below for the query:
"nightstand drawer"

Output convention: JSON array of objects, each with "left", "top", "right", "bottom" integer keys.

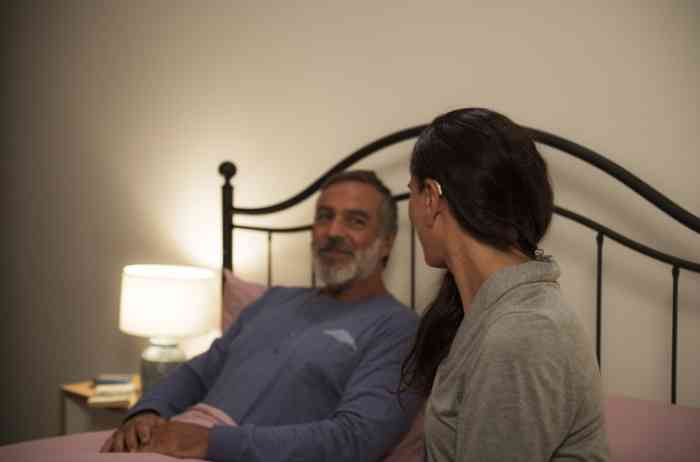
[{"left": 62, "top": 394, "right": 127, "bottom": 434}]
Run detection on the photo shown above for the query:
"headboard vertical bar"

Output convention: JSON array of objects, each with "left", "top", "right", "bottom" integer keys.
[
  {"left": 671, "top": 266, "right": 680, "bottom": 405},
  {"left": 267, "top": 231, "right": 273, "bottom": 287},
  {"left": 311, "top": 234, "right": 316, "bottom": 288},
  {"left": 411, "top": 227, "right": 416, "bottom": 311},
  {"left": 220, "top": 163, "right": 237, "bottom": 272},
  {"left": 595, "top": 233, "right": 604, "bottom": 368},
  {"left": 219, "top": 161, "right": 237, "bottom": 332}
]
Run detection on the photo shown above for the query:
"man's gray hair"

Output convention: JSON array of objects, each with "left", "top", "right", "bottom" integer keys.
[{"left": 320, "top": 170, "right": 398, "bottom": 238}]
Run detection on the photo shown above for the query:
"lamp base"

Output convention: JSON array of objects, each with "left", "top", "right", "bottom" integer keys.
[{"left": 140, "top": 338, "right": 186, "bottom": 393}]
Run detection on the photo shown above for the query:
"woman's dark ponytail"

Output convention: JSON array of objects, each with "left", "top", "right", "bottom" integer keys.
[{"left": 400, "top": 272, "right": 463, "bottom": 396}]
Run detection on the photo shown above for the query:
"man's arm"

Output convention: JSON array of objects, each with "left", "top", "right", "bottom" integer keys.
[
  {"left": 127, "top": 290, "right": 272, "bottom": 420},
  {"left": 103, "top": 290, "right": 275, "bottom": 455},
  {"left": 206, "top": 313, "right": 423, "bottom": 462},
  {"left": 104, "top": 332, "right": 236, "bottom": 453},
  {"left": 102, "top": 332, "right": 235, "bottom": 453}
]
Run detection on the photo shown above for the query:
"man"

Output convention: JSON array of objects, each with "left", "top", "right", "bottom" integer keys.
[{"left": 101, "top": 170, "right": 422, "bottom": 462}]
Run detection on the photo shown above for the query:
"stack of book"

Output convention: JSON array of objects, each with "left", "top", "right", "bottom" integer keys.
[{"left": 87, "top": 374, "right": 138, "bottom": 408}]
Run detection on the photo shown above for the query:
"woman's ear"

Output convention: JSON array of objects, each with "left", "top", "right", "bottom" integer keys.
[
  {"left": 426, "top": 179, "right": 443, "bottom": 198},
  {"left": 423, "top": 179, "right": 445, "bottom": 226}
]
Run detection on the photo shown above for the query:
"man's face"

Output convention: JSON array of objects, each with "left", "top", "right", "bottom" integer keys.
[{"left": 312, "top": 181, "right": 391, "bottom": 288}]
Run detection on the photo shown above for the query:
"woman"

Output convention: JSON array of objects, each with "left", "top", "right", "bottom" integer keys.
[{"left": 401, "top": 108, "right": 609, "bottom": 461}]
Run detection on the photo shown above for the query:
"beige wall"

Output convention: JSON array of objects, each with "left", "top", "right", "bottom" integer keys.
[{"left": 3, "top": 0, "right": 699, "bottom": 444}]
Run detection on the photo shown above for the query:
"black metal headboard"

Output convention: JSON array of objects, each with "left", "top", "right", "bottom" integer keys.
[{"left": 218, "top": 125, "right": 700, "bottom": 405}]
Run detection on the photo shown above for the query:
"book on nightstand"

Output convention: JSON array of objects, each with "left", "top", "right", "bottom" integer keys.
[
  {"left": 94, "top": 373, "right": 134, "bottom": 385},
  {"left": 94, "top": 383, "right": 136, "bottom": 395},
  {"left": 86, "top": 374, "right": 140, "bottom": 408},
  {"left": 87, "top": 393, "right": 133, "bottom": 408}
]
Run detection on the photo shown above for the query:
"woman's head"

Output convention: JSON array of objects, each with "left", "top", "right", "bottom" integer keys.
[
  {"left": 409, "top": 108, "right": 554, "bottom": 260},
  {"left": 401, "top": 108, "right": 554, "bottom": 396}
]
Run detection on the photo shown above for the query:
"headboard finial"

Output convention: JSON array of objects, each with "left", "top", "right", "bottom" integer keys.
[{"left": 218, "top": 161, "right": 237, "bottom": 183}]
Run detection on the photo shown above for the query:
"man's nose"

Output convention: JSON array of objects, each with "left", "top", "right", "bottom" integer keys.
[{"left": 327, "top": 217, "right": 347, "bottom": 238}]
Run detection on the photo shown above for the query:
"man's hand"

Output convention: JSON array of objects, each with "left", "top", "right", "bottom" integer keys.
[
  {"left": 100, "top": 412, "right": 164, "bottom": 453},
  {"left": 138, "top": 421, "right": 210, "bottom": 459}
]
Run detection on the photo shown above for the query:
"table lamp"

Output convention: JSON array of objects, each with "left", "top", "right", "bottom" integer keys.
[{"left": 119, "top": 264, "right": 219, "bottom": 392}]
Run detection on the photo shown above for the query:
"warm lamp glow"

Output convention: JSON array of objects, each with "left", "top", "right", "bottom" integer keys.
[
  {"left": 119, "top": 264, "right": 219, "bottom": 339},
  {"left": 118, "top": 264, "right": 220, "bottom": 392}
]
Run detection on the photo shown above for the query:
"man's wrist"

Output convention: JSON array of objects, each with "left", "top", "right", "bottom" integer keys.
[{"left": 123, "top": 409, "right": 161, "bottom": 424}]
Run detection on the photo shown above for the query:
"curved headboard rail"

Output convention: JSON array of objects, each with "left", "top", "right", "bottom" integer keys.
[
  {"left": 528, "top": 128, "right": 700, "bottom": 235},
  {"left": 219, "top": 126, "right": 700, "bottom": 272},
  {"left": 227, "top": 205, "right": 700, "bottom": 274},
  {"left": 221, "top": 125, "right": 700, "bottom": 236},
  {"left": 553, "top": 206, "right": 700, "bottom": 273},
  {"left": 226, "top": 125, "right": 426, "bottom": 216}
]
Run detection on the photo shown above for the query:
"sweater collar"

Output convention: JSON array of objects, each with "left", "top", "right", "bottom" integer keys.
[{"left": 466, "top": 258, "right": 561, "bottom": 319}]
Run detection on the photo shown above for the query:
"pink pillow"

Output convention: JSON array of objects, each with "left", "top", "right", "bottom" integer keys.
[{"left": 222, "top": 269, "right": 266, "bottom": 330}]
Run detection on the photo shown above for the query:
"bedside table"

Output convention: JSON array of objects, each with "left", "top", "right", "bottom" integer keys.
[{"left": 60, "top": 375, "right": 141, "bottom": 435}]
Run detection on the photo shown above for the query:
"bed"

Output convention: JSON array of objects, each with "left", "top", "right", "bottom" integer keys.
[
  {"left": 2, "top": 123, "right": 699, "bottom": 461},
  {"left": 217, "top": 124, "right": 700, "bottom": 461}
]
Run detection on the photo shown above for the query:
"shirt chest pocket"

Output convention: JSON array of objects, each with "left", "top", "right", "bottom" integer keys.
[{"left": 289, "top": 329, "right": 360, "bottom": 392}]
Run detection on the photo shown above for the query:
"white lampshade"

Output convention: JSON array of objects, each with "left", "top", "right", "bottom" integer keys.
[{"left": 119, "top": 265, "right": 219, "bottom": 339}]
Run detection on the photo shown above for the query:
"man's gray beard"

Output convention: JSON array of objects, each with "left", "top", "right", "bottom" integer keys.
[{"left": 313, "top": 238, "right": 383, "bottom": 289}]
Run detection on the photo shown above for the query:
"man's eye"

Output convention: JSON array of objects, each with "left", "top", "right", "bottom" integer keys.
[
  {"left": 315, "top": 211, "right": 332, "bottom": 221},
  {"left": 349, "top": 217, "right": 367, "bottom": 227}
]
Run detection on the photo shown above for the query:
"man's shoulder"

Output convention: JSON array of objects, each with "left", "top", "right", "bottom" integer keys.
[
  {"left": 234, "top": 286, "right": 310, "bottom": 323},
  {"left": 265, "top": 285, "right": 312, "bottom": 299},
  {"left": 266, "top": 287, "right": 412, "bottom": 311},
  {"left": 261, "top": 286, "right": 418, "bottom": 327},
  {"left": 355, "top": 295, "right": 418, "bottom": 355},
  {"left": 372, "top": 294, "right": 417, "bottom": 319},
  {"left": 356, "top": 294, "right": 419, "bottom": 336}
]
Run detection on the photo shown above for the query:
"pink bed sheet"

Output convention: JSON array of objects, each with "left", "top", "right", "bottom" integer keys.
[
  {"left": 3, "top": 396, "right": 700, "bottom": 461},
  {"left": 605, "top": 394, "right": 700, "bottom": 462},
  {"left": 0, "top": 403, "right": 233, "bottom": 462},
  {"left": 0, "top": 430, "right": 197, "bottom": 462}
]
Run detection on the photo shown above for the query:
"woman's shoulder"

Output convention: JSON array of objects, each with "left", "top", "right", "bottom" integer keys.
[
  {"left": 489, "top": 279, "right": 579, "bottom": 329},
  {"left": 481, "top": 292, "right": 584, "bottom": 362}
]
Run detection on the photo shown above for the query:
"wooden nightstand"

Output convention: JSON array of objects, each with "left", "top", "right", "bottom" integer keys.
[{"left": 60, "top": 375, "right": 141, "bottom": 434}]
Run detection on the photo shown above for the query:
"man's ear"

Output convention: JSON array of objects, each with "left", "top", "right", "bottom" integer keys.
[
  {"left": 379, "top": 232, "right": 396, "bottom": 266},
  {"left": 382, "top": 232, "right": 396, "bottom": 256}
]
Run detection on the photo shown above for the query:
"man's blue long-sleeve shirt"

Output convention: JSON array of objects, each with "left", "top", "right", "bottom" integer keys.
[{"left": 128, "top": 287, "right": 421, "bottom": 462}]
